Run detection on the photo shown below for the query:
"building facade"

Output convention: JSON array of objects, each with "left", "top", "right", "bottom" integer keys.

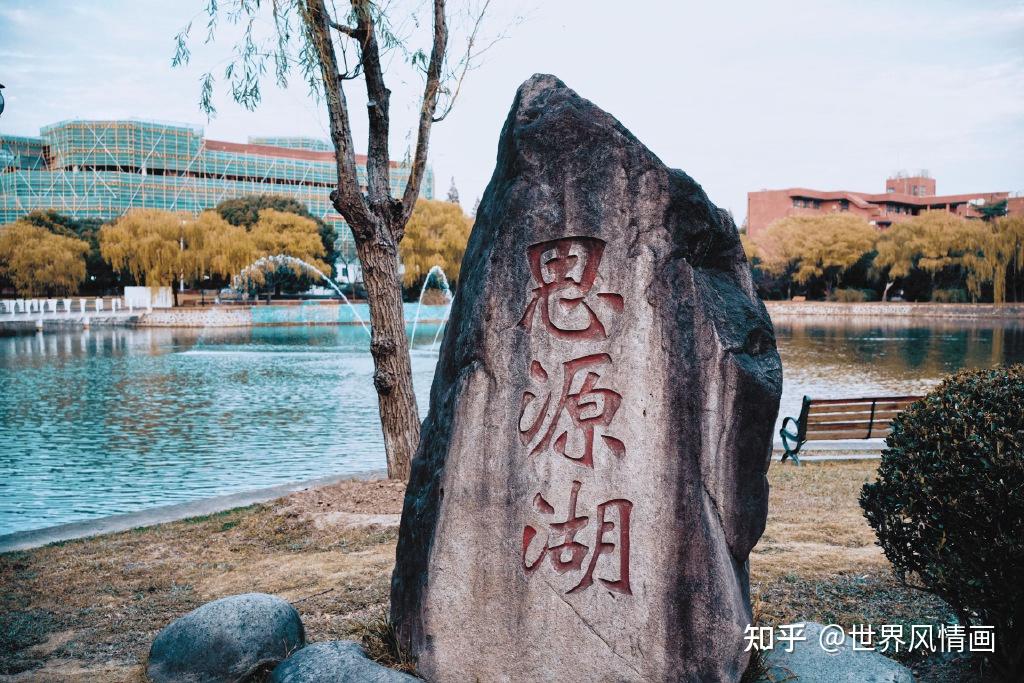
[
  {"left": 747, "top": 173, "right": 1022, "bottom": 238},
  {"left": 0, "top": 119, "right": 434, "bottom": 259}
]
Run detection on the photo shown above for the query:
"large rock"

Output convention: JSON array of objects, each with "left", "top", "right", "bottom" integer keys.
[
  {"left": 147, "top": 593, "right": 305, "bottom": 682},
  {"left": 270, "top": 641, "right": 419, "bottom": 682},
  {"left": 761, "top": 622, "right": 914, "bottom": 682},
  {"left": 391, "top": 74, "right": 783, "bottom": 682}
]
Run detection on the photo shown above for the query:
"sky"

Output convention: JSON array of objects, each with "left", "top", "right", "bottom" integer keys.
[{"left": 1, "top": 0, "right": 1023, "bottom": 224}]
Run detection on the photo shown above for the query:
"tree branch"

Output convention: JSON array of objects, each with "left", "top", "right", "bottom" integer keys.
[
  {"left": 352, "top": 0, "right": 395, "bottom": 225},
  {"left": 398, "top": 0, "right": 447, "bottom": 235},
  {"left": 433, "top": 0, "right": 495, "bottom": 123},
  {"left": 300, "top": 0, "right": 372, "bottom": 238},
  {"left": 328, "top": 18, "right": 360, "bottom": 39}
]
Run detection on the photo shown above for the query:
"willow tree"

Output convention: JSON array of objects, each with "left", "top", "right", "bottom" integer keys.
[
  {"left": 100, "top": 209, "right": 192, "bottom": 303},
  {"left": 961, "top": 215, "right": 1024, "bottom": 305},
  {"left": 186, "top": 211, "right": 257, "bottom": 287},
  {"left": 874, "top": 211, "right": 976, "bottom": 300},
  {"left": 100, "top": 209, "right": 262, "bottom": 302},
  {"left": 250, "top": 209, "right": 329, "bottom": 272},
  {"left": 399, "top": 198, "right": 472, "bottom": 289},
  {"left": 755, "top": 214, "right": 876, "bottom": 298},
  {"left": 0, "top": 221, "right": 89, "bottom": 296},
  {"left": 174, "top": 0, "right": 493, "bottom": 479},
  {"left": 244, "top": 208, "right": 331, "bottom": 294}
]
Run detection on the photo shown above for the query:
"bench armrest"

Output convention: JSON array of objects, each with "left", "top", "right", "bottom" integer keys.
[{"left": 779, "top": 416, "right": 803, "bottom": 464}]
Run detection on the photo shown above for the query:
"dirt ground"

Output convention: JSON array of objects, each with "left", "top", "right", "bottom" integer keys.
[{"left": 0, "top": 461, "right": 977, "bottom": 681}]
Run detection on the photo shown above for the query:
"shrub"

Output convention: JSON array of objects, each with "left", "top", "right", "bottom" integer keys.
[
  {"left": 860, "top": 365, "right": 1024, "bottom": 679},
  {"left": 831, "top": 287, "right": 871, "bottom": 302},
  {"left": 931, "top": 287, "right": 968, "bottom": 303}
]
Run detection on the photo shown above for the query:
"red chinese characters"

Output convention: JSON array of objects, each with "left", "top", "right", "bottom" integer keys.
[
  {"left": 522, "top": 480, "right": 633, "bottom": 595},
  {"left": 519, "top": 237, "right": 623, "bottom": 341},
  {"left": 518, "top": 354, "right": 625, "bottom": 468},
  {"left": 517, "top": 236, "right": 633, "bottom": 596}
]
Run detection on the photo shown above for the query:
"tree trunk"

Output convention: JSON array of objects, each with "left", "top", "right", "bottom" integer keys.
[
  {"left": 883, "top": 280, "right": 893, "bottom": 302},
  {"left": 356, "top": 235, "right": 420, "bottom": 480}
]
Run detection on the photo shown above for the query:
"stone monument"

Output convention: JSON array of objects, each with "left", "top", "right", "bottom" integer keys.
[{"left": 391, "top": 74, "right": 783, "bottom": 682}]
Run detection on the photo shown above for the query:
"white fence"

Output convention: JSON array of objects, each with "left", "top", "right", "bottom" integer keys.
[{"left": 1, "top": 296, "right": 130, "bottom": 316}]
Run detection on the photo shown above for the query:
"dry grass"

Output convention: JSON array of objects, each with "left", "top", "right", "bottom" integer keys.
[
  {"left": 1, "top": 461, "right": 975, "bottom": 681},
  {"left": 0, "top": 480, "right": 404, "bottom": 681}
]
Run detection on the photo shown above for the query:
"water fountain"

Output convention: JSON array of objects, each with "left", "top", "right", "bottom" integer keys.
[
  {"left": 410, "top": 265, "right": 453, "bottom": 348},
  {"left": 233, "top": 254, "right": 369, "bottom": 334}
]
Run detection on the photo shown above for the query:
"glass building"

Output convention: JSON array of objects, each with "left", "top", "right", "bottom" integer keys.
[{"left": 0, "top": 119, "right": 434, "bottom": 260}]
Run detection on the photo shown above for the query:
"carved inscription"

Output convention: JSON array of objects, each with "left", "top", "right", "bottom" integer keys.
[
  {"left": 522, "top": 481, "right": 633, "bottom": 595},
  {"left": 518, "top": 354, "right": 625, "bottom": 468},
  {"left": 519, "top": 237, "right": 624, "bottom": 340},
  {"left": 516, "top": 236, "right": 634, "bottom": 595}
]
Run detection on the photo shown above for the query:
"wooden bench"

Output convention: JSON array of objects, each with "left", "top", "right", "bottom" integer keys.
[{"left": 779, "top": 395, "right": 923, "bottom": 465}]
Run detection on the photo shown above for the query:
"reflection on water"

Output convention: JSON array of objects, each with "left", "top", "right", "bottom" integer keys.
[
  {"left": 773, "top": 316, "right": 1024, "bottom": 429},
  {"left": 1, "top": 316, "right": 1022, "bottom": 535},
  {"left": 0, "top": 324, "right": 443, "bottom": 535}
]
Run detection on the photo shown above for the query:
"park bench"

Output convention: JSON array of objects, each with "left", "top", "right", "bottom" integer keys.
[{"left": 779, "top": 394, "right": 923, "bottom": 465}]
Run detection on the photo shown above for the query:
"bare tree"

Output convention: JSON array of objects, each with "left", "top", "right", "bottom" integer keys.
[{"left": 174, "top": 0, "right": 496, "bottom": 479}]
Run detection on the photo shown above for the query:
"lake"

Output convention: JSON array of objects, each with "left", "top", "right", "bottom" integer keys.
[{"left": 2, "top": 315, "right": 1022, "bottom": 536}]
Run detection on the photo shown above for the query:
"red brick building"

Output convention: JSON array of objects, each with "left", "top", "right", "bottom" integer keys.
[{"left": 746, "top": 173, "right": 1023, "bottom": 238}]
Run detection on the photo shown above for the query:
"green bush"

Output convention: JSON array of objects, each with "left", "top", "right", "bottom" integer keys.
[
  {"left": 860, "top": 365, "right": 1024, "bottom": 679},
  {"left": 931, "top": 288, "right": 968, "bottom": 303}
]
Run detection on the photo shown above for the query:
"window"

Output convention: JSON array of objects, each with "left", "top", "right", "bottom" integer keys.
[{"left": 839, "top": 199, "right": 849, "bottom": 211}]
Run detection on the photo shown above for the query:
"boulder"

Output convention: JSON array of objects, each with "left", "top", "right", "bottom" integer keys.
[
  {"left": 270, "top": 641, "right": 419, "bottom": 682},
  {"left": 147, "top": 593, "right": 305, "bottom": 683},
  {"left": 761, "top": 622, "right": 914, "bottom": 682},
  {"left": 391, "top": 74, "right": 783, "bottom": 682}
]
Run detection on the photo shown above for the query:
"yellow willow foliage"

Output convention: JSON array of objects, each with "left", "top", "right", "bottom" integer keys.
[
  {"left": 101, "top": 209, "right": 274, "bottom": 287},
  {"left": 739, "top": 234, "right": 760, "bottom": 263},
  {"left": 100, "top": 209, "right": 191, "bottom": 286},
  {"left": 0, "top": 221, "right": 89, "bottom": 296},
  {"left": 399, "top": 199, "right": 473, "bottom": 287},
  {"left": 248, "top": 209, "right": 328, "bottom": 283},
  {"left": 754, "top": 213, "right": 876, "bottom": 286},
  {"left": 184, "top": 211, "right": 257, "bottom": 281},
  {"left": 960, "top": 215, "right": 1024, "bottom": 304},
  {"left": 874, "top": 211, "right": 979, "bottom": 288}
]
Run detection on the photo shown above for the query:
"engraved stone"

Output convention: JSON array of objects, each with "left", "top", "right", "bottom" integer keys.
[{"left": 391, "top": 74, "right": 783, "bottom": 682}]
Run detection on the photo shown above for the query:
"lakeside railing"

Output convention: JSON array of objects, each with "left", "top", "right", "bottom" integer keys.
[{"left": 1, "top": 296, "right": 129, "bottom": 317}]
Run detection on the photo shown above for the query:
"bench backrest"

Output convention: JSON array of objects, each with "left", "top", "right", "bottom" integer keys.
[{"left": 799, "top": 395, "right": 922, "bottom": 441}]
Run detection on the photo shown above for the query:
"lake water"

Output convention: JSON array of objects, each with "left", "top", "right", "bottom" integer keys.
[{"left": 1, "top": 315, "right": 1022, "bottom": 536}]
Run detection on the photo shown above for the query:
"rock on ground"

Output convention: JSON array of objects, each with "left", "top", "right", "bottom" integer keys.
[
  {"left": 761, "top": 622, "right": 914, "bottom": 682},
  {"left": 391, "top": 73, "right": 782, "bottom": 682},
  {"left": 147, "top": 592, "right": 305, "bottom": 683},
  {"left": 270, "top": 641, "right": 419, "bottom": 682}
]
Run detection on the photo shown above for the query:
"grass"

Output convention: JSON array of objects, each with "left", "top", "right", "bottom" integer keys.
[{"left": 0, "top": 461, "right": 979, "bottom": 681}]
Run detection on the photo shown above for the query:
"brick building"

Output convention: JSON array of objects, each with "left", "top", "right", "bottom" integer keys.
[{"left": 746, "top": 172, "right": 1022, "bottom": 238}]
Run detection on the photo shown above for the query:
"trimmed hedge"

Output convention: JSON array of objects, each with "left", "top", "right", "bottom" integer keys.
[{"left": 860, "top": 365, "right": 1024, "bottom": 679}]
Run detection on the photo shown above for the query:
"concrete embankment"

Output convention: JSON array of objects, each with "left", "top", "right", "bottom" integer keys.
[
  {"left": 0, "top": 313, "right": 143, "bottom": 334},
  {"left": 1, "top": 301, "right": 451, "bottom": 331},
  {"left": 4, "top": 301, "right": 1018, "bottom": 333},
  {"left": 766, "top": 301, "right": 1024, "bottom": 319}
]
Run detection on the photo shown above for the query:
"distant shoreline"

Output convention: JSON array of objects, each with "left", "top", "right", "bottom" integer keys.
[
  {"left": 766, "top": 301, "right": 1024, "bottom": 319},
  {"left": 1, "top": 300, "right": 1019, "bottom": 334},
  {"left": 0, "top": 301, "right": 450, "bottom": 332}
]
